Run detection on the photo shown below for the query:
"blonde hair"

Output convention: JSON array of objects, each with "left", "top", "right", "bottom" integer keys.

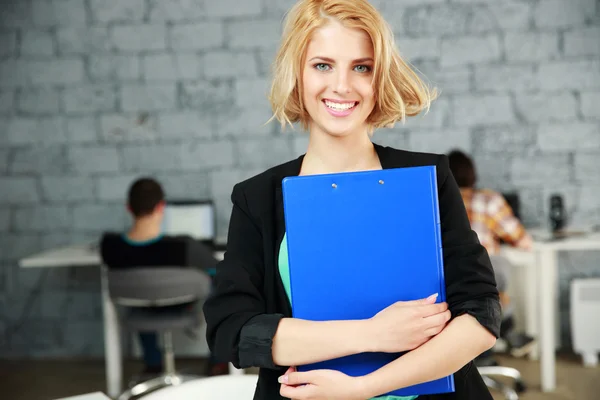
[{"left": 268, "top": 0, "right": 437, "bottom": 133}]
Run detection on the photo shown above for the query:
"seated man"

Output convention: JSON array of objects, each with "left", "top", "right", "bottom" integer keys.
[
  {"left": 448, "top": 150, "right": 535, "bottom": 362},
  {"left": 100, "top": 177, "right": 227, "bottom": 376}
]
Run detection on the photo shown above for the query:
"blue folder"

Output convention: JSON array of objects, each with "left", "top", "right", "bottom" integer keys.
[{"left": 281, "top": 166, "right": 454, "bottom": 397}]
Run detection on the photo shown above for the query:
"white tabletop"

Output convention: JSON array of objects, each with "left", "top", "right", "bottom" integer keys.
[{"left": 55, "top": 392, "right": 110, "bottom": 400}]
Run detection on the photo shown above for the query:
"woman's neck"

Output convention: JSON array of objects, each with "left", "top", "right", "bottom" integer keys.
[{"left": 301, "top": 129, "right": 381, "bottom": 176}]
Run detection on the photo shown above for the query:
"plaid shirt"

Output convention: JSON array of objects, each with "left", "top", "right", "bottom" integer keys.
[{"left": 460, "top": 188, "right": 527, "bottom": 255}]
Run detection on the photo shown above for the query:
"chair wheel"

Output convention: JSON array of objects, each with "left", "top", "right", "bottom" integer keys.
[{"left": 515, "top": 380, "right": 526, "bottom": 393}]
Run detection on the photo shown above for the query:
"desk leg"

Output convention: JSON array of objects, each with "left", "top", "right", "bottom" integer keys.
[
  {"left": 538, "top": 249, "right": 557, "bottom": 392},
  {"left": 101, "top": 265, "right": 122, "bottom": 398},
  {"left": 525, "top": 255, "right": 539, "bottom": 360}
]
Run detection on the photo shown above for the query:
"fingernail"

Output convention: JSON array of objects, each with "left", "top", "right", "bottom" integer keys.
[
  {"left": 278, "top": 375, "right": 288, "bottom": 383},
  {"left": 427, "top": 293, "right": 439, "bottom": 300}
]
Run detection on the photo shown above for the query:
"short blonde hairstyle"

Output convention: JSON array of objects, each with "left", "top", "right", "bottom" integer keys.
[{"left": 268, "top": 0, "right": 437, "bottom": 133}]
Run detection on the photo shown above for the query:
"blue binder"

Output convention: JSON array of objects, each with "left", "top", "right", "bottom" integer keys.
[{"left": 281, "top": 166, "right": 454, "bottom": 397}]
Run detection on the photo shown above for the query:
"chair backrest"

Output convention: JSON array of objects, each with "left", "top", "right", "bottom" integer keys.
[
  {"left": 142, "top": 375, "right": 259, "bottom": 400},
  {"left": 107, "top": 267, "right": 211, "bottom": 307}
]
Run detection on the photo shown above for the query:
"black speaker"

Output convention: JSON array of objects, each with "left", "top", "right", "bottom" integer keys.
[{"left": 549, "top": 194, "right": 566, "bottom": 233}]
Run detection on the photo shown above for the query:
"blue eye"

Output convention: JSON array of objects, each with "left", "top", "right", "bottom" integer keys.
[
  {"left": 354, "top": 65, "right": 371, "bottom": 73},
  {"left": 314, "top": 63, "right": 330, "bottom": 71}
]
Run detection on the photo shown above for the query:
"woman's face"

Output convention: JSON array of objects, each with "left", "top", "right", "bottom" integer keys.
[{"left": 302, "top": 20, "right": 376, "bottom": 139}]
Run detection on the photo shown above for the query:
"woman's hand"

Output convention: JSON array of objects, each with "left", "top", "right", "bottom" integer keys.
[
  {"left": 368, "top": 293, "right": 451, "bottom": 353},
  {"left": 279, "top": 367, "right": 369, "bottom": 400}
]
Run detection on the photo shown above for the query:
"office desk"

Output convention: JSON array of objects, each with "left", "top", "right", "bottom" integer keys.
[
  {"left": 20, "top": 243, "right": 226, "bottom": 399},
  {"left": 500, "top": 231, "right": 600, "bottom": 392},
  {"left": 56, "top": 392, "right": 111, "bottom": 400}
]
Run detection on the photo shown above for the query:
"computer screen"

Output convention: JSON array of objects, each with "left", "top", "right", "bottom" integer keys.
[
  {"left": 162, "top": 200, "right": 215, "bottom": 241},
  {"left": 501, "top": 192, "right": 521, "bottom": 221}
]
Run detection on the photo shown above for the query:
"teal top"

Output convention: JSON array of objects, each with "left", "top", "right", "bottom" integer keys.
[{"left": 278, "top": 233, "right": 418, "bottom": 400}]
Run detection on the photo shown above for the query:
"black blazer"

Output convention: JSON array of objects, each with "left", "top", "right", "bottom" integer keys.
[{"left": 203, "top": 144, "right": 501, "bottom": 400}]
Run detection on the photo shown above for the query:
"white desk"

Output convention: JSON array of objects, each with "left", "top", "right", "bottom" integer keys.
[
  {"left": 56, "top": 392, "right": 111, "bottom": 400},
  {"left": 20, "top": 243, "right": 226, "bottom": 399},
  {"left": 500, "top": 231, "right": 600, "bottom": 392}
]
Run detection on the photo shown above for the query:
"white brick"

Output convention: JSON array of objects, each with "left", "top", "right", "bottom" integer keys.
[
  {"left": 407, "top": 128, "right": 471, "bottom": 154},
  {"left": 209, "top": 168, "right": 263, "bottom": 199},
  {"left": 90, "top": 0, "right": 145, "bottom": 23},
  {"left": 14, "top": 206, "right": 71, "bottom": 232},
  {"left": 63, "top": 85, "right": 117, "bottom": 114},
  {"left": 180, "top": 140, "right": 235, "bottom": 169},
  {"left": 575, "top": 153, "right": 600, "bottom": 183},
  {"left": 539, "top": 61, "right": 600, "bottom": 90},
  {"left": 157, "top": 111, "right": 213, "bottom": 140},
  {"left": 205, "top": 0, "right": 262, "bottom": 17},
  {"left": 32, "top": 0, "right": 87, "bottom": 27},
  {"left": 216, "top": 107, "right": 274, "bottom": 137},
  {"left": 451, "top": 95, "right": 515, "bottom": 126},
  {"left": 179, "top": 80, "right": 233, "bottom": 112},
  {"left": 148, "top": 0, "right": 205, "bottom": 21},
  {"left": 67, "top": 146, "right": 120, "bottom": 173},
  {"left": 0, "top": 178, "right": 40, "bottom": 204},
  {"left": 535, "top": 0, "right": 587, "bottom": 28},
  {"left": 515, "top": 92, "right": 578, "bottom": 122},
  {"left": 27, "top": 59, "right": 86, "bottom": 85},
  {"left": 397, "top": 38, "right": 440, "bottom": 61},
  {"left": 96, "top": 175, "right": 139, "bottom": 201},
  {"left": 234, "top": 78, "right": 270, "bottom": 110},
  {"left": 73, "top": 204, "right": 126, "bottom": 231},
  {"left": 121, "top": 84, "right": 177, "bottom": 112},
  {"left": 581, "top": 92, "right": 600, "bottom": 119},
  {"left": 169, "top": 23, "right": 224, "bottom": 50},
  {"left": 21, "top": 30, "right": 55, "bottom": 56},
  {"left": 257, "top": 47, "right": 278, "bottom": 76},
  {"left": 537, "top": 123, "right": 600, "bottom": 151},
  {"left": 111, "top": 25, "right": 166, "bottom": 52},
  {"left": 143, "top": 53, "right": 201, "bottom": 80},
  {"left": 264, "top": 0, "right": 300, "bottom": 16},
  {"left": 472, "top": 126, "right": 536, "bottom": 154},
  {"left": 65, "top": 116, "right": 99, "bottom": 143},
  {"left": 17, "top": 88, "right": 61, "bottom": 115},
  {"left": 472, "top": 153, "right": 512, "bottom": 188},
  {"left": 41, "top": 177, "right": 95, "bottom": 202},
  {"left": 371, "top": 129, "right": 408, "bottom": 150},
  {"left": 405, "top": 6, "right": 469, "bottom": 36},
  {"left": 0, "top": 2, "right": 30, "bottom": 28},
  {"left": 511, "top": 154, "right": 570, "bottom": 185},
  {"left": 564, "top": 27, "right": 600, "bottom": 57},
  {"left": 405, "top": 97, "right": 451, "bottom": 129},
  {"left": 0, "top": 149, "right": 9, "bottom": 173},
  {"left": 0, "top": 234, "right": 42, "bottom": 262},
  {"left": 228, "top": 20, "right": 282, "bottom": 49},
  {"left": 204, "top": 51, "right": 258, "bottom": 79},
  {"left": 0, "top": 208, "right": 9, "bottom": 232},
  {"left": 440, "top": 36, "right": 501, "bottom": 67},
  {"left": 0, "top": 61, "right": 29, "bottom": 87},
  {"left": 10, "top": 146, "right": 68, "bottom": 175},
  {"left": 0, "top": 91, "right": 14, "bottom": 114},
  {"left": 468, "top": 3, "right": 532, "bottom": 33},
  {"left": 99, "top": 113, "right": 159, "bottom": 142},
  {"left": 474, "top": 65, "right": 538, "bottom": 92},
  {"left": 1, "top": 117, "right": 67, "bottom": 145},
  {"left": 570, "top": 186, "right": 600, "bottom": 228},
  {"left": 235, "top": 137, "right": 293, "bottom": 168},
  {"left": 426, "top": 65, "right": 471, "bottom": 94},
  {"left": 0, "top": 31, "right": 18, "bottom": 57},
  {"left": 88, "top": 55, "right": 140, "bottom": 82},
  {"left": 504, "top": 32, "right": 560, "bottom": 62},
  {"left": 120, "top": 144, "right": 183, "bottom": 172},
  {"left": 156, "top": 172, "right": 211, "bottom": 199},
  {"left": 57, "top": 27, "right": 111, "bottom": 54}
]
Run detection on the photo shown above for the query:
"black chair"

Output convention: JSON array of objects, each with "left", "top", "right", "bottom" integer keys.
[{"left": 107, "top": 267, "right": 211, "bottom": 400}]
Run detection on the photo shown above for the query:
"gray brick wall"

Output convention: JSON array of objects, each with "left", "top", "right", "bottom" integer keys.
[{"left": 0, "top": 0, "right": 598, "bottom": 358}]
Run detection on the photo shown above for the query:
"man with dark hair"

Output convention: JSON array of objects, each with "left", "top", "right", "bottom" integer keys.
[
  {"left": 447, "top": 149, "right": 535, "bottom": 364},
  {"left": 100, "top": 177, "right": 227, "bottom": 377}
]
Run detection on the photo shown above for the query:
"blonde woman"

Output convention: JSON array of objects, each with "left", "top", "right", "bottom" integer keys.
[{"left": 203, "top": 1, "right": 500, "bottom": 399}]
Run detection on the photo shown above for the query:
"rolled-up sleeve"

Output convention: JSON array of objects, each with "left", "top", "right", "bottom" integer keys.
[
  {"left": 436, "top": 155, "right": 502, "bottom": 337},
  {"left": 203, "top": 184, "right": 283, "bottom": 369}
]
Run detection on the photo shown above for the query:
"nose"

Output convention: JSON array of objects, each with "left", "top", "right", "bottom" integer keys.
[{"left": 333, "top": 69, "right": 351, "bottom": 94}]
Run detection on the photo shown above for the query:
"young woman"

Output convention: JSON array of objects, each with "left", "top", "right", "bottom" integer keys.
[{"left": 203, "top": 1, "right": 501, "bottom": 399}]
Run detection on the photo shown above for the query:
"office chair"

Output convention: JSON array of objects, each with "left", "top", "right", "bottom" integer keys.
[
  {"left": 478, "top": 365, "right": 526, "bottom": 400},
  {"left": 107, "top": 267, "right": 211, "bottom": 400}
]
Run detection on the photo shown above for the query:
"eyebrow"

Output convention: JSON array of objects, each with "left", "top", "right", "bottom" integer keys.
[{"left": 309, "top": 56, "right": 374, "bottom": 63}]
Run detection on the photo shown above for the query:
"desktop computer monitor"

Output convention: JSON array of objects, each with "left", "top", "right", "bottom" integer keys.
[
  {"left": 502, "top": 192, "right": 521, "bottom": 221},
  {"left": 162, "top": 200, "right": 215, "bottom": 242}
]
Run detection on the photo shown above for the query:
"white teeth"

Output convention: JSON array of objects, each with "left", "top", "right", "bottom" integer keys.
[{"left": 324, "top": 100, "right": 356, "bottom": 111}]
